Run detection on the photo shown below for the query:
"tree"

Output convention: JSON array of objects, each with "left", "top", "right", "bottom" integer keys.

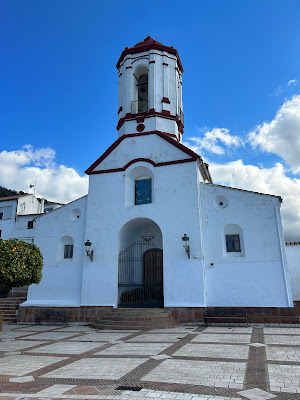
[{"left": 0, "top": 239, "right": 43, "bottom": 293}]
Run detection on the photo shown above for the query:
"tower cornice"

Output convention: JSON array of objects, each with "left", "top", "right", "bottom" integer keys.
[{"left": 116, "top": 36, "right": 183, "bottom": 72}]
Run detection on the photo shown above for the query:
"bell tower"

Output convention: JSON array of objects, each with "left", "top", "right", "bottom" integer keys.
[{"left": 116, "top": 37, "right": 184, "bottom": 142}]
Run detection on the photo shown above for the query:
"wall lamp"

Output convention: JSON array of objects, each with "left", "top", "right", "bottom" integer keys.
[
  {"left": 84, "top": 240, "right": 93, "bottom": 262},
  {"left": 182, "top": 234, "right": 190, "bottom": 258}
]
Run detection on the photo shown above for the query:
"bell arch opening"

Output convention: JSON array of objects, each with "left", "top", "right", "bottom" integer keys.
[
  {"left": 118, "top": 218, "right": 163, "bottom": 308},
  {"left": 132, "top": 65, "right": 148, "bottom": 114}
]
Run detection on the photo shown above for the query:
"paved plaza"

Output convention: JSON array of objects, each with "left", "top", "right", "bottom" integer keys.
[{"left": 1, "top": 323, "right": 300, "bottom": 400}]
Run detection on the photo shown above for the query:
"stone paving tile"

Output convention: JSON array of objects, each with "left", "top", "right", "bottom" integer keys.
[
  {"left": 264, "top": 328, "right": 300, "bottom": 335},
  {"left": 0, "top": 355, "right": 67, "bottom": 376},
  {"left": 264, "top": 335, "right": 300, "bottom": 346},
  {"left": 268, "top": 363, "right": 300, "bottom": 393},
  {"left": 95, "top": 343, "right": 171, "bottom": 356},
  {"left": 9, "top": 377, "right": 35, "bottom": 383},
  {"left": 40, "top": 358, "right": 148, "bottom": 380},
  {"left": 0, "top": 331, "right": 32, "bottom": 339},
  {"left": 203, "top": 327, "right": 253, "bottom": 334},
  {"left": 16, "top": 325, "right": 65, "bottom": 332},
  {"left": 237, "top": 387, "right": 276, "bottom": 399},
  {"left": 191, "top": 334, "right": 251, "bottom": 344},
  {"left": 0, "top": 341, "right": 47, "bottom": 352},
  {"left": 266, "top": 345, "right": 300, "bottom": 362},
  {"left": 28, "top": 341, "right": 106, "bottom": 355},
  {"left": 88, "top": 330, "right": 141, "bottom": 333},
  {"left": 128, "top": 334, "right": 187, "bottom": 343},
  {"left": 55, "top": 326, "right": 93, "bottom": 332},
  {"left": 149, "top": 328, "right": 198, "bottom": 334},
  {"left": 69, "top": 333, "right": 133, "bottom": 342},
  {"left": 173, "top": 343, "right": 249, "bottom": 360},
  {"left": 21, "top": 332, "right": 83, "bottom": 341},
  {"left": 142, "top": 359, "right": 246, "bottom": 388}
]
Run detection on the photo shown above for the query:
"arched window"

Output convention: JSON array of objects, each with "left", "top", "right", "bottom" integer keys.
[
  {"left": 125, "top": 164, "right": 154, "bottom": 207},
  {"left": 132, "top": 66, "right": 148, "bottom": 114},
  {"left": 137, "top": 74, "right": 148, "bottom": 112},
  {"left": 223, "top": 224, "right": 245, "bottom": 257},
  {"left": 57, "top": 236, "right": 74, "bottom": 264}
]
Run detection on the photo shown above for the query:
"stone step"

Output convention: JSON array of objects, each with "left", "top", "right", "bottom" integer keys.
[
  {"left": 92, "top": 320, "right": 178, "bottom": 329},
  {"left": 94, "top": 308, "right": 179, "bottom": 330},
  {"left": 103, "top": 309, "right": 171, "bottom": 317},
  {"left": 0, "top": 295, "right": 27, "bottom": 322}
]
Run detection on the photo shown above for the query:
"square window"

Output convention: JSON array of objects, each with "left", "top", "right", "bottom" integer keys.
[
  {"left": 64, "top": 244, "right": 73, "bottom": 259},
  {"left": 135, "top": 179, "right": 151, "bottom": 205},
  {"left": 27, "top": 220, "right": 34, "bottom": 229},
  {"left": 226, "top": 234, "right": 241, "bottom": 252}
]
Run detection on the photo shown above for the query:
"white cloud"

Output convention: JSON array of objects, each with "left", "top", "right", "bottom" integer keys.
[
  {"left": 184, "top": 128, "right": 242, "bottom": 155},
  {"left": 288, "top": 79, "right": 298, "bottom": 87},
  {"left": 0, "top": 146, "right": 88, "bottom": 203},
  {"left": 249, "top": 95, "right": 300, "bottom": 174},
  {"left": 210, "top": 160, "right": 300, "bottom": 241}
]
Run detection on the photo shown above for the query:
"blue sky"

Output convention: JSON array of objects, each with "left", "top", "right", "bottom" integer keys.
[{"left": 1, "top": 0, "right": 300, "bottom": 240}]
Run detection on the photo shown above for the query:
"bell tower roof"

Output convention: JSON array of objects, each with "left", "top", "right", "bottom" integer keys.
[{"left": 116, "top": 36, "right": 183, "bottom": 72}]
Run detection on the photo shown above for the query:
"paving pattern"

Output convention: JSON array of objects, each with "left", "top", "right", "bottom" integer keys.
[{"left": 1, "top": 323, "right": 300, "bottom": 400}]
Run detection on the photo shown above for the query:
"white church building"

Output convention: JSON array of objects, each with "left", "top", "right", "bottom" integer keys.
[{"left": 15, "top": 37, "right": 295, "bottom": 324}]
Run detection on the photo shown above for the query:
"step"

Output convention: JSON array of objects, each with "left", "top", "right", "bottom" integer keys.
[
  {"left": 92, "top": 321, "right": 178, "bottom": 330},
  {"left": 94, "top": 307, "right": 179, "bottom": 330},
  {"left": 100, "top": 314, "right": 173, "bottom": 322},
  {"left": 95, "top": 318, "right": 178, "bottom": 326}
]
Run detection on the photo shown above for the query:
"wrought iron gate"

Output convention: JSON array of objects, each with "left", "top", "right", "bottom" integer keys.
[{"left": 118, "top": 241, "right": 163, "bottom": 308}]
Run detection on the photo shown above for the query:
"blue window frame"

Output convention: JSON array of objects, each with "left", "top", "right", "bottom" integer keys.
[
  {"left": 135, "top": 179, "right": 152, "bottom": 205},
  {"left": 226, "top": 235, "right": 241, "bottom": 252}
]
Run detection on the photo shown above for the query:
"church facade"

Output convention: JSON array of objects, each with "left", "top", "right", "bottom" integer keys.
[{"left": 18, "top": 37, "right": 293, "bottom": 322}]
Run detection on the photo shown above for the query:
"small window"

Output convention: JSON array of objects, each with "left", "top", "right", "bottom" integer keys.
[
  {"left": 226, "top": 235, "right": 241, "bottom": 252},
  {"left": 0, "top": 212, "right": 3, "bottom": 220},
  {"left": 27, "top": 220, "right": 34, "bottom": 229},
  {"left": 0, "top": 230, "right": 2, "bottom": 238},
  {"left": 64, "top": 244, "right": 73, "bottom": 259},
  {"left": 135, "top": 179, "right": 151, "bottom": 205}
]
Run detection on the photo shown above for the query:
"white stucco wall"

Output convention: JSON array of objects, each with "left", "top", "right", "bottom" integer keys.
[
  {"left": 199, "top": 184, "right": 293, "bottom": 307},
  {"left": 83, "top": 134, "right": 205, "bottom": 307},
  {"left": 286, "top": 244, "right": 300, "bottom": 301},
  {"left": 17, "top": 194, "right": 42, "bottom": 215},
  {"left": 0, "top": 199, "right": 17, "bottom": 239},
  {"left": 94, "top": 134, "right": 191, "bottom": 172},
  {"left": 24, "top": 196, "right": 87, "bottom": 306}
]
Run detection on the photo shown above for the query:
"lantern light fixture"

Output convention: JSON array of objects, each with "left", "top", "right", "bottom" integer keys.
[
  {"left": 182, "top": 234, "right": 190, "bottom": 258},
  {"left": 84, "top": 239, "right": 93, "bottom": 262}
]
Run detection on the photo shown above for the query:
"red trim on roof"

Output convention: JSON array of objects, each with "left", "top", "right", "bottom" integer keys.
[
  {"left": 85, "top": 131, "right": 200, "bottom": 175},
  {"left": 0, "top": 194, "right": 30, "bottom": 202},
  {"left": 88, "top": 157, "right": 196, "bottom": 175},
  {"left": 116, "top": 36, "right": 183, "bottom": 72}
]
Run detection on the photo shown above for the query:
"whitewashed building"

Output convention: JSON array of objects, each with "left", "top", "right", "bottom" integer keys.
[
  {"left": 285, "top": 242, "right": 300, "bottom": 307},
  {"left": 12, "top": 37, "right": 294, "bottom": 323}
]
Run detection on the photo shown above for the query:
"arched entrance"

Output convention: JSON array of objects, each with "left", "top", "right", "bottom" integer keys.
[{"left": 118, "top": 218, "right": 163, "bottom": 308}]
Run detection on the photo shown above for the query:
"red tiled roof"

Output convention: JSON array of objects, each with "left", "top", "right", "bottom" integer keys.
[
  {"left": 0, "top": 194, "right": 30, "bottom": 202},
  {"left": 116, "top": 36, "right": 183, "bottom": 72}
]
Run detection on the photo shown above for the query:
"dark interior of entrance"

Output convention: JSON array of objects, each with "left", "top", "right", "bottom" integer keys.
[{"left": 118, "top": 241, "right": 163, "bottom": 308}]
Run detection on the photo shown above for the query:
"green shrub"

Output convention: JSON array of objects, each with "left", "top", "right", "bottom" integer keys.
[{"left": 0, "top": 239, "right": 43, "bottom": 292}]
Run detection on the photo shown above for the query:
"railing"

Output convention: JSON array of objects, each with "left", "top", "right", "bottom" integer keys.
[{"left": 131, "top": 99, "right": 148, "bottom": 114}]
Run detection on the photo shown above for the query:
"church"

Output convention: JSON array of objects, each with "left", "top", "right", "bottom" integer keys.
[{"left": 18, "top": 37, "right": 294, "bottom": 324}]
